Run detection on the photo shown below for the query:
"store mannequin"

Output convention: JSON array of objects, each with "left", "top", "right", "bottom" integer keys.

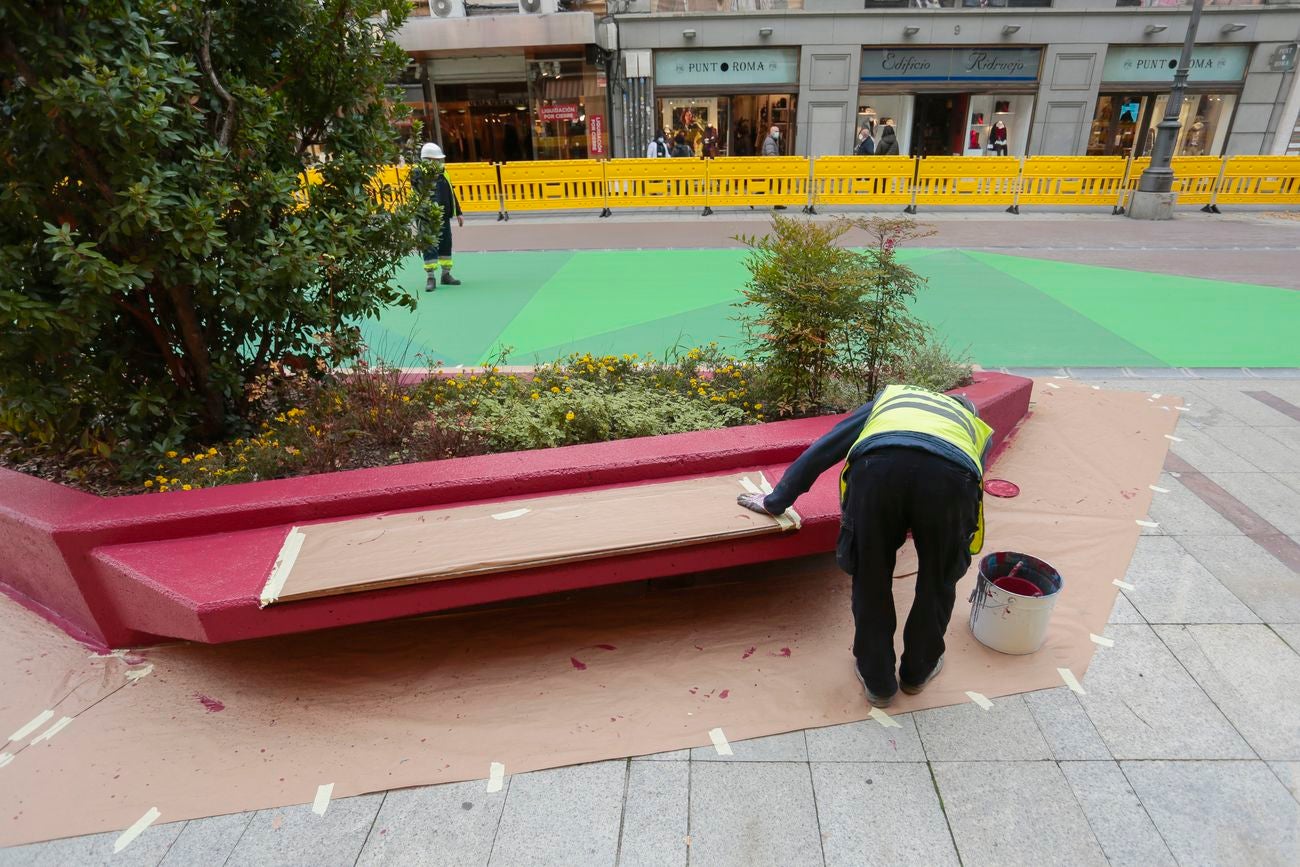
[
  {"left": 1185, "top": 119, "right": 1206, "bottom": 156},
  {"left": 989, "top": 120, "right": 1008, "bottom": 156}
]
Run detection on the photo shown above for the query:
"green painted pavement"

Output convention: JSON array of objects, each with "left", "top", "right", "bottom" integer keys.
[{"left": 364, "top": 248, "right": 1299, "bottom": 368}]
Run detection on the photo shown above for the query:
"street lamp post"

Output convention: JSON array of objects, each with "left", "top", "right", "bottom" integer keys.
[{"left": 1129, "top": 0, "right": 1206, "bottom": 217}]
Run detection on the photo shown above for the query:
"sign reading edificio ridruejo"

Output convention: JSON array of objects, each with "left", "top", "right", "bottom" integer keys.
[{"left": 860, "top": 48, "right": 1042, "bottom": 82}]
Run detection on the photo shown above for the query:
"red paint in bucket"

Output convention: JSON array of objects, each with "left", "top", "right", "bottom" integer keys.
[{"left": 994, "top": 576, "right": 1043, "bottom": 597}]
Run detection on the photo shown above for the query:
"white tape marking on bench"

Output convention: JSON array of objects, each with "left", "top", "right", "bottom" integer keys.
[{"left": 260, "top": 527, "right": 306, "bottom": 607}]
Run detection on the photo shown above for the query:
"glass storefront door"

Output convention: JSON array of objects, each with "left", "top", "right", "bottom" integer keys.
[
  {"left": 1087, "top": 94, "right": 1151, "bottom": 156},
  {"left": 436, "top": 83, "right": 532, "bottom": 163},
  {"left": 655, "top": 93, "right": 796, "bottom": 157}
]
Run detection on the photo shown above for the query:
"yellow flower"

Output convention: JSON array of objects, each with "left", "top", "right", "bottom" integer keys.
[
  {"left": 565, "top": 411, "right": 575, "bottom": 421},
  {"left": 181, "top": 457, "right": 191, "bottom": 464},
  {"left": 531, "top": 392, "right": 540, "bottom": 400},
  {"left": 402, "top": 395, "right": 411, "bottom": 403},
  {"left": 550, "top": 386, "right": 560, "bottom": 394},
  {"left": 182, "top": 484, "right": 193, "bottom": 491},
  {"left": 170, "top": 478, "right": 179, "bottom": 485},
  {"left": 143, "top": 480, "right": 153, "bottom": 488},
  {"left": 565, "top": 386, "right": 572, "bottom": 393},
  {"left": 165, "top": 450, "right": 177, "bottom": 458},
  {"left": 754, "top": 403, "right": 763, "bottom": 410}
]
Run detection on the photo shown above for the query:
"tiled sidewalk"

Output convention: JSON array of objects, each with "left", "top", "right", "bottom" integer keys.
[{"left": 3, "top": 378, "right": 1299, "bottom": 867}]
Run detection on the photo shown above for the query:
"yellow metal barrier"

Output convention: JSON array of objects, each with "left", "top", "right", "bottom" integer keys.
[
  {"left": 914, "top": 157, "right": 1019, "bottom": 208},
  {"left": 499, "top": 160, "right": 606, "bottom": 213},
  {"left": 1214, "top": 156, "right": 1300, "bottom": 206},
  {"left": 1125, "top": 157, "right": 1224, "bottom": 206},
  {"left": 705, "top": 157, "right": 810, "bottom": 211},
  {"left": 809, "top": 156, "right": 915, "bottom": 208},
  {"left": 602, "top": 158, "right": 708, "bottom": 212},
  {"left": 445, "top": 163, "right": 503, "bottom": 214},
  {"left": 1017, "top": 157, "right": 1129, "bottom": 209}
]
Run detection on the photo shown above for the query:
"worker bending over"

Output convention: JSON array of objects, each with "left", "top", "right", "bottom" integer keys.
[{"left": 739, "top": 385, "right": 993, "bottom": 708}]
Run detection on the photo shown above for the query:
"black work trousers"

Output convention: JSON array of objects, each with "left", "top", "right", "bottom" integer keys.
[{"left": 837, "top": 446, "right": 982, "bottom": 695}]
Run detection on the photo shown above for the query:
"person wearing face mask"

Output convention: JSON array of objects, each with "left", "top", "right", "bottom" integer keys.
[
  {"left": 411, "top": 142, "right": 464, "bottom": 291},
  {"left": 854, "top": 125, "right": 876, "bottom": 156},
  {"left": 762, "top": 124, "right": 781, "bottom": 157}
]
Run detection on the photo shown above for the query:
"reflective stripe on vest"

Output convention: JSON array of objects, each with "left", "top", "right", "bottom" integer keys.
[{"left": 839, "top": 385, "right": 994, "bottom": 555}]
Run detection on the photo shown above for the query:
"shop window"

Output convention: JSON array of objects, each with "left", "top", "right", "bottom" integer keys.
[
  {"left": 655, "top": 94, "right": 796, "bottom": 157},
  {"left": 1145, "top": 93, "right": 1236, "bottom": 157},
  {"left": 652, "top": 0, "right": 804, "bottom": 11},
  {"left": 530, "top": 58, "right": 606, "bottom": 160},
  {"left": 437, "top": 83, "right": 532, "bottom": 163}
]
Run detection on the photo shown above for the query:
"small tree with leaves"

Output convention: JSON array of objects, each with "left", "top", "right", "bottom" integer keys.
[{"left": 0, "top": 0, "right": 432, "bottom": 471}]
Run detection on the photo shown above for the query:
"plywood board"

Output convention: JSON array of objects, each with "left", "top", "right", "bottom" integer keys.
[
  {"left": 261, "top": 471, "right": 798, "bottom": 606},
  {"left": 0, "top": 382, "right": 1179, "bottom": 847}
]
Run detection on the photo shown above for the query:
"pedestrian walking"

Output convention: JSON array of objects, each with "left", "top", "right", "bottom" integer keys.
[
  {"left": 761, "top": 125, "right": 781, "bottom": 157},
  {"left": 670, "top": 132, "right": 694, "bottom": 157},
  {"left": 737, "top": 385, "right": 993, "bottom": 708},
  {"left": 877, "top": 124, "right": 900, "bottom": 155},
  {"left": 854, "top": 125, "right": 876, "bottom": 156},
  {"left": 411, "top": 142, "right": 463, "bottom": 290},
  {"left": 646, "top": 129, "right": 669, "bottom": 158}
]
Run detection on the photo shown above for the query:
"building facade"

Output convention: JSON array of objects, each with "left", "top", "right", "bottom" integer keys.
[{"left": 393, "top": 0, "right": 1300, "bottom": 161}]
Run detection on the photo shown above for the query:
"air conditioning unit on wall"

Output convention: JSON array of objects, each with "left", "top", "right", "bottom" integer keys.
[
  {"left": 429, "top": 0, "right": 467, "bottom": 17},
  {"left": 519, "top": 0, "right": 560, "bottom": 13}
]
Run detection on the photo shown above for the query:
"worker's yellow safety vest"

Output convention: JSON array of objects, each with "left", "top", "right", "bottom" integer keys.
[{"left": 840, "top": 385, "right": 994, "bottom": 555}]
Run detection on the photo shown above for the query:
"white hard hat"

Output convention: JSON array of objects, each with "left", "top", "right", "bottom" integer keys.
[{"left": 420, "top": 142, "right": 445, "bottom": 161}]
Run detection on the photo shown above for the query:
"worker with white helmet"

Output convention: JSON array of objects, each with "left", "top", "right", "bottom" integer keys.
[{"left": 410, "top": 142, "right": 464, "bottom": 290}]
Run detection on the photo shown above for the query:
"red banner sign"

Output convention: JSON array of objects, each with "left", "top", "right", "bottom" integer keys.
[
  {"left": 589, "top": 114, "right": 605, "bottom": 156},
  {"left": 539, "top": 104, "right": 580, "bottom": 122}
]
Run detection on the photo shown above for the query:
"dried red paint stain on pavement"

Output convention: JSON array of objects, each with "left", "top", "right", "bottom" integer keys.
[
  {"left": 741, "top": 646, "right": 756, "bottom": 659},
  {"left": 570, "top": 657, "right": 587, "bottom": 670},
  {"left": 194, "top": 693, "right": 225, "bottom": 713},
  {"left": 771, "top": 647, "right": 792, "bottom": 658},
  {"left": 984, "top": 479, "right": 1020, "bottom": 498},
  {"left": 719, "top": 689, "right": 730, "bottom": 699}
]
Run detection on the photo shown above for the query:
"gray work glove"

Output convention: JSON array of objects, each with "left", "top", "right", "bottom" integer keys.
[{"left": 737, "top": 492, "right": 779, "bottom": 516}]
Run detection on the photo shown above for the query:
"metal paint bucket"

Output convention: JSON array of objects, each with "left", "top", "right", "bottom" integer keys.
[{"left": 968, "top": 551, "right": 1062, "bottom": 655}]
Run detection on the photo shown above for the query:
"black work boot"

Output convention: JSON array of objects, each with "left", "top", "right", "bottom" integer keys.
[{"left": 440, "top": 270, "right": 461, "bottom": 286}]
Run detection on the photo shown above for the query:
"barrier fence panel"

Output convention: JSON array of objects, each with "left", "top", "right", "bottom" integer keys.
[
  {"left": 1017, "top": 157, "right": 1129, "bottom": 209},
  {"left": 1214, "top": 156, "right": 1300, "bottom": 206},
  {"left": 498, "top": 159, "right": 607, "bottom": 214},
  {"left": 913, "top": 156, "right": 1019, "bottom": 208},
  {"left": 704, "top": 157, "right": 811, "bottom": 211},
  {"left": 445, "top": 163, "right": 504, "bottom": 214},
  {"left": 1124, "top": 157, "right": 1224, "bottom": 207},
  {"left": 602, "top": 158, "right": 708, "bottom": 212},
  {"left": 368, "top": 165, "right": 409, "bottom": 211},
  {"left": 809, "top": 156, "right": 915, "bottom": 208}
]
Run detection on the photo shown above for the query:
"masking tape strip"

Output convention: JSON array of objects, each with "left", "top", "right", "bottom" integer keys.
[
  {"left": 757, "top": 472, "right": 802, "bottom": 531},
  {"left": 869, "top": 707, "right": 901, "bottom": 729},
  {"left": 30, "top": 716, "right": 73, "bottom": 744},
  {"left": 1058, "top": 667, "right": 1086, "bottom": 695},
  {"left": 1090, "top": 633, "right": 1115, "bottom": 648},
  {"left": 1151, "top": 393, "right": 1162, "bottom": 399},
  {"left": 259, "top": 527, "right": 305, "bottom": 607},
  {"left": 491, "top": 508, "right": 530, "bottom": 521},
  {"left": 1090, "top": 385, "right": 1101, "bottom": 390},
  {"left": 113, "top": 807, "right": 160, "bottom": 853},
  {"left": 708, "top": 727, "right": 734, "bottom": 755},
  {"left": 1046, "top": 382, "right": 1061, "bottom": 389},
  {"left": 1164, "top": 434, "right": 1183, "bottom": 442},
  {"left": 738, "top": 477, "right": 762, "bottom": 496},
  {"left": 757, "top": 475, "right": 774, "bottom": 495},
  {"left": 1149, "top": 485, "right": 1170, "bottom": 493},
  {"left": 0, "top": 753, "right": 13, "bottom": 769},
  {"left": 312, "top": 782, "right": 334, "bottom": 816},
  {"left": 125, "top": 664, "right": 154, "bottom": 683},
  {"left": 1176, "top": 405, "right": 1189, "bottom": 411},
  {"left": 8, "top": 709, "right": 53, "bottom": 743},
  {"left": 487, "top": 761, "right": 506, "bottom": 793},
  {"left": 965, "top": 691, "right": 993, "bottom": 711},
  {"left": 1136, "top": 520, "right": 1159, "bottom": 528},
  {"left": 1113, "top": 579, "right": 1136, "bottom": 591}
]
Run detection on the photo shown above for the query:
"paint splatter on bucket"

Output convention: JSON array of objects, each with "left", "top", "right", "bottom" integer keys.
[{"left": 969, "top": 552, "right": 1062, "bottom": 655}]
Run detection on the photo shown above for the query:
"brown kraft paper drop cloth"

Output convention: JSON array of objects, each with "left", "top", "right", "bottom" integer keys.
[{"left": 0, "top": 381, "right": 1179, "bottom": 846}]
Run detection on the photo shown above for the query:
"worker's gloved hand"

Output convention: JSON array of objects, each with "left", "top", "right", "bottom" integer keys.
[{"left": 737, "top": 492, "right": 779, "bottom": 516}]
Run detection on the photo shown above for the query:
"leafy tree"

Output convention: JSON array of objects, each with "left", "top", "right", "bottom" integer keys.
[{"left": 0, "top": 0, "right": 432, "bottom": 468}]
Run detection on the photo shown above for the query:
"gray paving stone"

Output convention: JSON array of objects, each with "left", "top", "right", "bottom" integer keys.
[
  {"left": 1123, "top": 760, "right": 1300, "bottom": 867},
  {"left": 1167, "top": 427, "right": 1260, "bottom": 473},
  {"left": 688, "top": 762, "right": 822, "bottom": 867},
  {"left": 1059, "top": 761, "right": 1175, "bottom": 867},
  {"left": 618, "top": 760, "right": 688, "bottom": 867},
  {"left": 1024, "top": 687, "right": 1111, "bottom": 760},
  {"left": 0, "top": 820, "right": 184, "bottom": 867},
  {"left": 632, "top": 749, "right": 690, "bottom": 761},
  {"left": 1273, "top": 623, "right": 1300, "bottom": 654},
  {"left": 1146, "top": 475, "right": 1244, "bottom": 536},
  {"left": 160, "top": 812, "right": 253, "bottom": 865},
  {"left": 915, "top": 694, "right": 1052, "bottom": 761},
  {"left": 1076, "top": 624, "right": 1253, "bottom": 760},
  {"left": 1268, "top": 762, "right": 1300, "bottom": 801},
  {"left": 1156, "top": 624, "right": 1300, "bottom": 761},
  {"left": 226, "top": 792, "right": 385, "bottom": 867},
  {"left": 811, "top": 763, "right": 958, "bottom": 867},
  {"left": 1119, "top": 535, "right": 1259, "bottom": 623},
  {"left": 488, "top": 761, "right": 625, "bottom": 867},
  {"left": 355, "top": 780, "right": 506, "bottom": 866},
  {"left": 1205, "top": 426, "right": 1300, "bottom": 474},
  {"left": 690, "top": 729, "right": 807, "bottom": 763},
  {"left": 1177, "top": 535, "right": 1300, "bottom": 623},
  {"left": 1108, "top": 591, "right": 1145, "bottom": 624},
  {"left": 804, "top": 713, "right": 925, "bottom": 763},
  {"left": 1204, "top": 472, "right": 1300, "bottom": 535},
  {"left": 1277, "top": 472, "right": 1300, "bottom": 496},
  {"left": 932, "top": 761, "right": 1106, "bottom": 867},
  {"left": 1187, "top": 384, "right": 1300, "bottom": 426}
]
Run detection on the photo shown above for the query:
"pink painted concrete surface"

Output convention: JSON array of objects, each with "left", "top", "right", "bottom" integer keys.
[{"left": 0, "top": 373, "right": 1031, "bottom": 648}]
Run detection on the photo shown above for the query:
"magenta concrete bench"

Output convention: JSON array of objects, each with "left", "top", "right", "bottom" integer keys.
[{"left": 0, "top": 373, "right": 1031, "bottom": 648}]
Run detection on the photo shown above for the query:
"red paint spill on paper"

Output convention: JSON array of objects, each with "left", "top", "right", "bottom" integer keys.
[
  {"left": 194, "top": 693, "right": 224, "bottom": 713},
  {"left": 770, "top": 647, "right": 792, "bottom": 658},
  {"left": 594, "top": 644, "right": 617, "bottom": 651},
  {"left": 1120, "top": 488, "right": 1137, "bottom": 500},
  {"left": 719, "top": 689, "right": 730, "bottom": 699},
  {"left": 694, "top": 644, "right": 704, "bottom": 651},
  {"left": 741, "top": 646, "right": 756, "bottom": 659},
  {"left": 570, "top": 657, "right": 587, "bottom": 671}
]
